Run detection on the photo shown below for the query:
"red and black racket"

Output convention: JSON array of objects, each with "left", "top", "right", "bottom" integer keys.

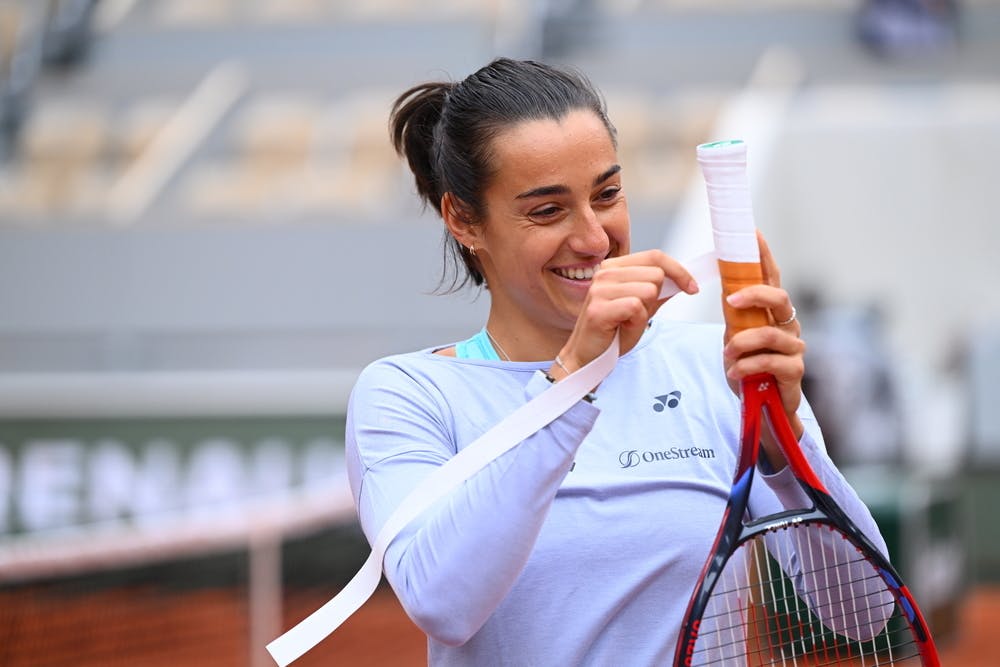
[{"left": 673, "top": 140, "right": 939, "bottom": 666}]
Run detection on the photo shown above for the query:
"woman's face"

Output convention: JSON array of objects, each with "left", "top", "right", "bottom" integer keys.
[{"left": 470, "top": 109, "right": 630, "bottom": 343}]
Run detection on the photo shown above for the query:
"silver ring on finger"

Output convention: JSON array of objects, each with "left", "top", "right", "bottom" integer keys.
[{"left": 775, "top": 306, "right": 797, "bottom": 327}]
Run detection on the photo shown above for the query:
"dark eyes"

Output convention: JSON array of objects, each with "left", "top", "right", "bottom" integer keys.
[
  {"left": 528, "top": 205, "right": 562, "bottom": 220},
  {"left": 528, "top": 186, "right": 621, "bottom": 220},
  {"left": 598, "top": 185, "right": 622, "bottom": 202}
]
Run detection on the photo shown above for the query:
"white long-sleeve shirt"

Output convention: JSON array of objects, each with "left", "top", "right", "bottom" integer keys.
[{"left": 345, "top": 319, "right": 888, "bottom": 666}]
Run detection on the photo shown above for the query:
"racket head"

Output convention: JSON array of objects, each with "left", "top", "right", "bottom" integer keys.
[
  {"left": 674, "top": 375, "right": 940, "bottom": 666},
  {"left": 678, "top": 515, "right": 935, "bottom": 666}
]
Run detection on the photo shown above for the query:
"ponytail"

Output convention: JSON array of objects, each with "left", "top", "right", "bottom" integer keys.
[{"left": 389, "top": 81, "right": 454, "bottom": 216}]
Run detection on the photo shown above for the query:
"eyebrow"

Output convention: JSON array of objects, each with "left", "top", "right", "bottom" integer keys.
[{"left": 515, "top": 164, "right": 622, "bottom": 200}]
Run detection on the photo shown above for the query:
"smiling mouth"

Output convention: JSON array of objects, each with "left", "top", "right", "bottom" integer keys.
[{"left": 553, "top": 265, "right": 597, "bottom": 281}]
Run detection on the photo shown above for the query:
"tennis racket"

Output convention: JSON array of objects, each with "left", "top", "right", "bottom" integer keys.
[{"left": 673, "top": 140, "right": 940, "bottom": 666}]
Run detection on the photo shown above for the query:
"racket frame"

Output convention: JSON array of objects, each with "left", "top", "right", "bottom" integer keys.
[{"left": 673, "top": 372, "right": 941, "bottom": 666}]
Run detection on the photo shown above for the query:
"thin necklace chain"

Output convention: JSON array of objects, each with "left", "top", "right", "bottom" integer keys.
[{"left": 484, "top": 327, "right": 511, "bottom": 362}]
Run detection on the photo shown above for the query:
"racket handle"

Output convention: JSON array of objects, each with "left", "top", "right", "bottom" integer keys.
[
  {"left": 697, "top": 139, "right": 768, "bottom": 335},
  {"left": 719, "top": 260, "right": 769, "bottom": 334}
]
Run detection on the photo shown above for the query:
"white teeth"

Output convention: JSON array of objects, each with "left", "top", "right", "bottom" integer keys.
[{"left": 557, "top": 266, "right": 596, "bottom": 281}]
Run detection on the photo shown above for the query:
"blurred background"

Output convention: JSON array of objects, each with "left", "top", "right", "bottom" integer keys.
[{"left": 0, "top": 0, "right": 997, "bottom": 665}]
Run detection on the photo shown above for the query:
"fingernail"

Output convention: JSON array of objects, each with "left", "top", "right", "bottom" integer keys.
[
  {"left": 687, "top": 278, "right": 699, "bottom": 294},
  {"left": 726, "top": 293, "right": 744, "bottom": 306}
]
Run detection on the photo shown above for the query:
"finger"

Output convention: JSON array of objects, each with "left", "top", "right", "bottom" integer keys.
[
  {"left": 725, "top": 354, "right": 804, "bottom": 416},
  {"left": 653, "top": 249, "right": 701, "bottom": 295},
  {"left": 726, "top": 351, "right": 804, "bottom": 380},
  {"left": 587, "top": 280, "right": 663, "bottom": 316},
  {"left": 724, "top": 327, "right": 805, "bottom": 362},
  {"left": 592, "top": 260, "right": 696, "bottom": 321},
  {"left": 773, "top": 304, "right": 798, "bottom": 328},
  {"left": 726, "top": 283, "right": 792, "bottom": 313},
  {"left": 565, "top": 296, "right": 650, "bottom": 366},
  {"left": 592, "top": 263, "right": 671, "bottom": 290},
  {"left": 600, "top": 249, "right": 699, "bottom": 295},
  {"left": 757, "top": 230, "right": 782, "bottom": 288},
  {"left": 753, "top": 237, "right": 798, "bottom": 328},
  {"left": 617, "top": 297, "right": 658, "bottom": 350}
]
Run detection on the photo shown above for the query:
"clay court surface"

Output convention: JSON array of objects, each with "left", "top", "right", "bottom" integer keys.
[{"left": 0, "top": 582, "right": 997, "bottom": 665}]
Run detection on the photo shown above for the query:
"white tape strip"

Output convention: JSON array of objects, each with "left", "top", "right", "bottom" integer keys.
[
  {"left": 661, "top": 250, "right": 718, "bottom": 299},
  {"left": 266, "top": 253, "right": 720, "bottom": 666}
]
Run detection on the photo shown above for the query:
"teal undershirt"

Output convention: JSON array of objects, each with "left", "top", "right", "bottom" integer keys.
[
  {"left": 456, "top": 321, "right": 655, "bottom": 362},
  {"left": 454, "top": 328, "right": 501, "bottom": 361}
]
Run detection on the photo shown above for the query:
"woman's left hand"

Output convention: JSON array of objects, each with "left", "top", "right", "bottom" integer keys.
[{"left": 722, "top": 232, "right": 806, "bottom": 463}]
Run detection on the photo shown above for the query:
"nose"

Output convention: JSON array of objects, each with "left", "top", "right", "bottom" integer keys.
[{"left": 568, "top": 205, "right": 610, "bottom": 257}]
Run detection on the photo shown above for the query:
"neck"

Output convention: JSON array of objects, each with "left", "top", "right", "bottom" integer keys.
[{"left": 484, "top": 316, "right": 569, "bottom": 363}]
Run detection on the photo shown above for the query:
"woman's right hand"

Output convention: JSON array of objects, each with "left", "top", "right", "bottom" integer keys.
[{"left": 552, "top": 249, "right": 700, "bottom": 378}]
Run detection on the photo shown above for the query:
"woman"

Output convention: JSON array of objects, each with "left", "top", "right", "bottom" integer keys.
[{"left": 345, "top": 58, "right": 886, "bottom": 665}]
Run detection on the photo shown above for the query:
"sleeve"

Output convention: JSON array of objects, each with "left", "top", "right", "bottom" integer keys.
[{"left": 345, "top": 363, "right": 600, "bottom": 647}]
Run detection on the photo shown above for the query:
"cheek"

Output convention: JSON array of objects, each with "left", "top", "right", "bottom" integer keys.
[
  {"left": 492, "top": 237, "right": 549, "bottom": 281},
  {"left": 511, "top": 229, "right": 561, "bottom": 263},
  {"left": 605, "top": 204, "right": 631, "bottom": 252}
]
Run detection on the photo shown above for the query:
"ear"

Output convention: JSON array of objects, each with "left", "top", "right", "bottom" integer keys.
[{"left": 441, "top": 192, "right": 482, "bottom": 250}]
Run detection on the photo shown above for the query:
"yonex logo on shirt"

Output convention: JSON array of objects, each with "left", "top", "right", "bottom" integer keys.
[
  {"left": 653, "top": 391, "right": 682, "bottom": 411},
  {"left": 618, "top": 446, "right": 716, "bottom": 468}
]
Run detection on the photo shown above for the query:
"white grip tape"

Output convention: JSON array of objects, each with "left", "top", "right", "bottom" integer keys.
[
  {"left": 712, "top": 231, "right": 760, "bottom": 264},
  {"left": 705, "top": 206, "right": 754, "bottom": 234},
  {"left": 697, "top": 140, "right": 759, "bottom": 263},
  {"left": 265, "top": 253, "right": 720, "bottom": 666}
]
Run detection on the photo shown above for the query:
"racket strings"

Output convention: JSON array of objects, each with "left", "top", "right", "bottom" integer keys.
[
  {"left": 688, "top": 524, "right": 925, "bottom": 666},
  {"left": 698, "top": 586, "right": 898, "bottom": 639}
]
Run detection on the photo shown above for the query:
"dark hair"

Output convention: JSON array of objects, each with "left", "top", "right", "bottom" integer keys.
[{"left": 389, "top": 57, "right": 616, "bottom": 290}]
